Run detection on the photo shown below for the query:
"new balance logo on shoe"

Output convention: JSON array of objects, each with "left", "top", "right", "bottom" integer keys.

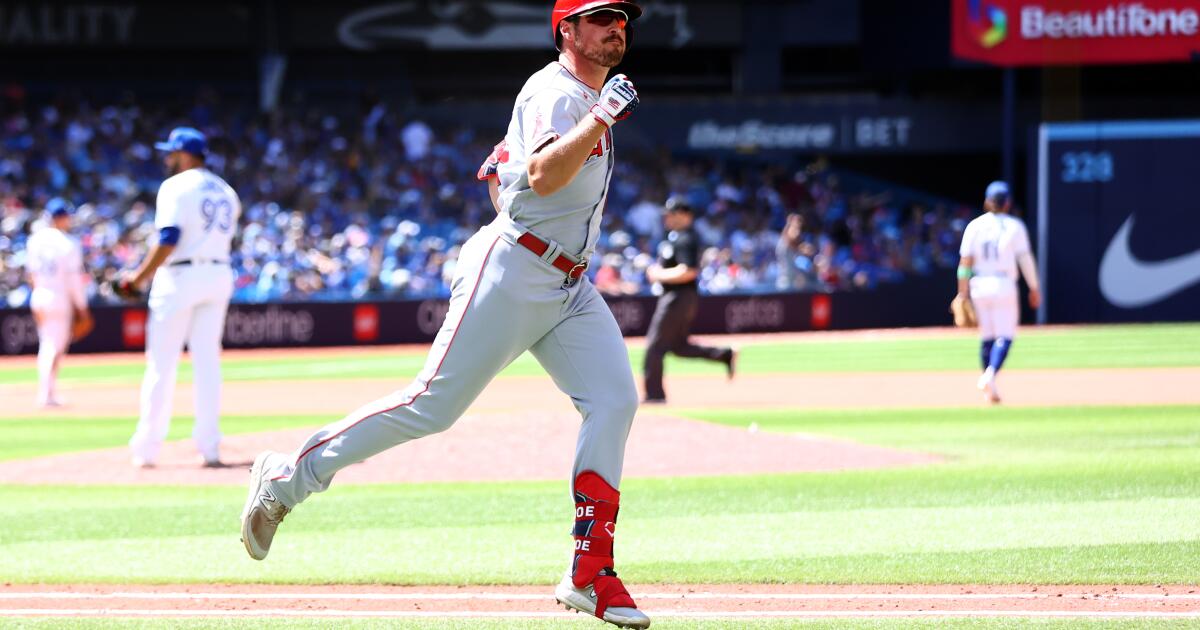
[{"left": 260, "top": 487, "right": 278, "bottom": 510}]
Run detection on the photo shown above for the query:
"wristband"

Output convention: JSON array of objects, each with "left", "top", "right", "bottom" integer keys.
[{"left": 957, "top": 265, "right": 973, "bottom": 279}]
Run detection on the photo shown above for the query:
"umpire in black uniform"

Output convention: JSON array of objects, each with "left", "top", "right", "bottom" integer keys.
[{"left": 643, "top": 197, "right": 734, "bottom": 403}]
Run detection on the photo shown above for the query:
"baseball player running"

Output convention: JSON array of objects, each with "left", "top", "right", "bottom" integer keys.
[
  {"left": 957, "top": 181, "right": 1041, "bottom": 403},
  {"left": 25, "top": 198, "right": 91, "bottom": 407},
  {"left": 241, "top": 2, "right": 650, "bottom": 627},
  {"left": 123, "top": 127, "right": 240, "bottom": 468}
]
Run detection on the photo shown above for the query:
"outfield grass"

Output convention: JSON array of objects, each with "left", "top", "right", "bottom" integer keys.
[
  {"left": 7, "top": 619, "right": 1198, "bottom": 630},
  {"left": 0, "top": 414, "right": 330, "bottom": 462},
  {"left": 683, "top": 404, "right": 1200, "bottom": 463},
  {"left": 0, "top": 323, "right": 1196, "bottom": 386},
  {"left": 2, "top": 405, "right": 1197, "bottom": 585}
]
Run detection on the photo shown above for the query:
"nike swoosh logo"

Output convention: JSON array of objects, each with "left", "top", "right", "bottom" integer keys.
[{"left": 1099, "top": 215, "right": 1200, "bottom": 308}]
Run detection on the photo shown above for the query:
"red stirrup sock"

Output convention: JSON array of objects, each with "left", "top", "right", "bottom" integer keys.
[{"left": 571, "top": 471, "right": 637, "bottom": 619}]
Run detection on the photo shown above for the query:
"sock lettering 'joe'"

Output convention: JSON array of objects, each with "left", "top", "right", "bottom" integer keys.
[{"left": 571, "top": 471, "right": 638, "bottom": 619}]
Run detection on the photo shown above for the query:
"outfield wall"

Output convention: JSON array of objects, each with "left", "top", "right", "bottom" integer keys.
[
  {"left": 1035, "top": 119, "right": 1200, "bottom": 323},
  {"left": 0, "top": 273, "right": 954, "bottom": 355}
]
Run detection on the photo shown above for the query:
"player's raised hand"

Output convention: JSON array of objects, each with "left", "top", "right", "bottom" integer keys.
[{"left": 590, "top": 74, "right": 639, "bottom": 128}]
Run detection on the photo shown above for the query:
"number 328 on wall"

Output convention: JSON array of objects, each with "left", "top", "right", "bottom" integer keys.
[{"left": 1061, "top": 151, "right": 1113, "bottom": 183}]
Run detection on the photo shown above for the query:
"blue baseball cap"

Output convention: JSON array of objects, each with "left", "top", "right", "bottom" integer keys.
[
  {"left": 45, "top": 197, "right": 75, "bottom": 217},
  {"left": 154, "top": 126, "right": 207, "bottom": 157},
  {"left": 985, "top": 180, "right": 1010, "bottom": 200}
]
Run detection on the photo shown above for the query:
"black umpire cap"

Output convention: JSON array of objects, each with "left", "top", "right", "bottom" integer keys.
[{"left": 663, "top": 196, "right": 694, "bottom": 214}]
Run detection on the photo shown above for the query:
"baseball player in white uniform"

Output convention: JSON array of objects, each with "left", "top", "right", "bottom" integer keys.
[
  {"left": 122, "top": 127, "right": 240, "bottom": 468},
  {"left": 241, "top": 2, "right": 650, "bottom": 627},
  {"left": 25, "top": 198, "right": 91, "bottom": 408},
  {"left": 957, "top": 181, "right": 1041, "bottom": 403}
]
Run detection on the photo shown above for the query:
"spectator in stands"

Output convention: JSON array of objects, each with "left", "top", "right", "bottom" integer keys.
[{"left": 0, "top": 91, "right": 972, "bottom": 305}]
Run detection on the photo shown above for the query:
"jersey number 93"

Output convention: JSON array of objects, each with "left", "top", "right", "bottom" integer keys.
[{"left": 201, "top": 198, "right": 234, "bottom": 233}]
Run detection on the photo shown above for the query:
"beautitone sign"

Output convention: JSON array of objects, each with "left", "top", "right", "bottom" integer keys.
[{"left": 952, "top": 0, "right": 1200, "bottom": 65}]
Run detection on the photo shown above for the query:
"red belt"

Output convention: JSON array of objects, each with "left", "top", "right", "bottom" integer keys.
[{"left": 517, "top": 232, "right": 588, "bottom": 281}]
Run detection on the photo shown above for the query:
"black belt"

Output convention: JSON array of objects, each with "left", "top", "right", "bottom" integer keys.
[{"left": 170, "top": 259, "right": 229, "bottom": 267}]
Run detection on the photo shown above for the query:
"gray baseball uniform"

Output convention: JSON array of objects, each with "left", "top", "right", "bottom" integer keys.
[{"left": 263, "top": 61, "right": 637, "bottom": 508}]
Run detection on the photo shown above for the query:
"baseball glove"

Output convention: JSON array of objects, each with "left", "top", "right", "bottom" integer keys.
[
  {"left": 70, "top": 308, "right": 94, "bottom": 342},
  {"left": 949, "top": 294, "right": 977, "bottom": 328},
  {"left": 104, "top": 278, "right": 146, "bottom": 302}
]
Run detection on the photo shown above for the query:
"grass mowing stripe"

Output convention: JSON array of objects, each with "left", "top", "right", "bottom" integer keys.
[
  {"left": 1, "top": 405, "right": 1198, "bottom": 584},
  {"left": 1, "top": 481, "right": 1196, "bottom": 584},
  {"left": 680, "top": 405, "right": 1200, "bottom": 460},
  {"left": 0, "top": 415, "right": 331, "bottom": 461},
  {"left": 1, "top": 323, "right": 1197, "bottom": 385}
]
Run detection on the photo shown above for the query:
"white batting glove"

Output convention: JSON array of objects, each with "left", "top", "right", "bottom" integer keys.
[{"left": 590, "top": 74, "right": 639, "bottom": 129}]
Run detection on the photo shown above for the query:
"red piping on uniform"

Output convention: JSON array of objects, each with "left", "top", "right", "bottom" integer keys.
[
  {"left": 555, "top": 62, "right": 599, "bottom": 94},
  {"left": 276, "top": 235, "right": 503, "bottom": 477}
]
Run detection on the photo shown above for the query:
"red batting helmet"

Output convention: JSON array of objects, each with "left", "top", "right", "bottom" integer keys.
[{"left": 552, "top": 0, "right": 642, "bottom": 51}]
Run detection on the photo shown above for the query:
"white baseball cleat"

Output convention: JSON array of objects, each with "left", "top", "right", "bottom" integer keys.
[
  {"left": 977, "top": 369, "right": 1001, "bottom": 404},
  {"left": 240, "top": 451, "right": 290, "bottom": 561},
  {"left": 976, "top": 367, "right": 995, "bottom": 391},
  {"left": 555, "top": 572, "right": 651, "bottom": 629},
  {"left": 985, "top": 379, "right": 1002, "bottom": 404}
]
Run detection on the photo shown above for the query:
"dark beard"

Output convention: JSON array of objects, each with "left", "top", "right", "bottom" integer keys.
[{"left": 575, "top": 38, "right": 625, "bottom": 68}]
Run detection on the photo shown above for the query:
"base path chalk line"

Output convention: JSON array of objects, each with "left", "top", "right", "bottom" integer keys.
[
  {"left": 2, "top": 591, "right": 1199, "bottom": 601},
  {"left": 4, "top": 609, "right": 1200, "bottom": 619}
]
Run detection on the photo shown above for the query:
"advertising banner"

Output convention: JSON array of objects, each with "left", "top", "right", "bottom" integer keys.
[
  {"left": 1037, "top": 120, "right": 1200, "bottom": 322},
  {"left": 0, "top": 274, "right": 955, "bottom": 355},
  {"left": 952, "top": 0, "right": 1200, "bottom": 66},
  {"left": 288, "top": 0, "right": 742, "bottom": 51},
  {"left": 413, "top": 100, "right": 1014, "bottom": 155},
  {"left": 0, "top": 1, "right": 251, "bottom": 48}
]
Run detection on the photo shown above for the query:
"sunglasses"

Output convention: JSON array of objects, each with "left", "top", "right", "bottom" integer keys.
[{"left": 583, "top": 11, "right": 628, "bottom": 29}]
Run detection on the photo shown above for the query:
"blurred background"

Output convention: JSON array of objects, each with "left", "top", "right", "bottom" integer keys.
[{"left": 1, "top": 0, "right": 1197, "bottom": 353}]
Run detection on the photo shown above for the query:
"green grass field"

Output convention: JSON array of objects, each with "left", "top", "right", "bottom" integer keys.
[
  {"left": 1, "top": 323, "right": 1198, "bottom": 628},
  {"left": 4, "top": 404, "right": 1198, "bottom": 585},
  {"left": 0, "top": 414, "right": 329, "bottom": 461},
  {"left": 0, "top": 323, "right": 1196, "bottom": 386}
]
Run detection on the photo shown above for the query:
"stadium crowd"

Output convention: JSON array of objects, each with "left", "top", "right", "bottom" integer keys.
[{"left": 0, "top": 91, "right": 976, "bottom": 306}]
